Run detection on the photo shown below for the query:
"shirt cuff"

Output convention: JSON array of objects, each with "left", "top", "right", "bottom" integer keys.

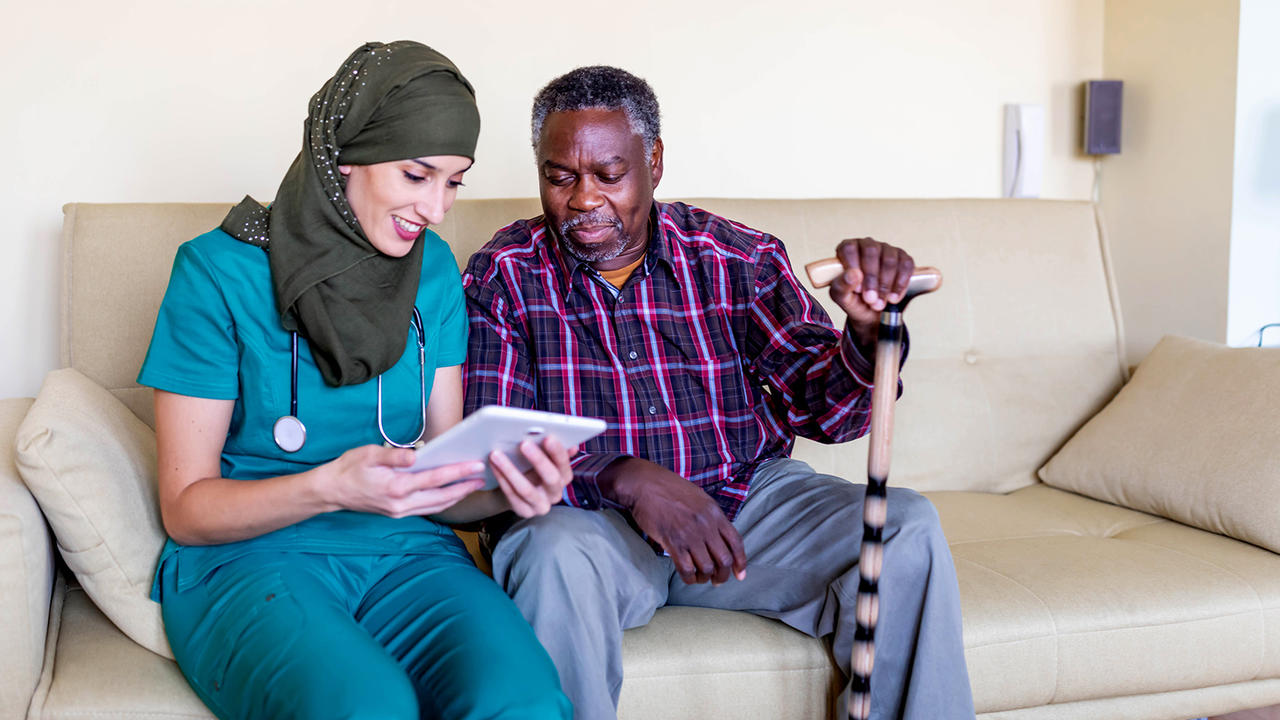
[
  {"left": 565, "top": 452, "right": 631, "bottom": 510},
  {"left": 838, "top": 320, "right": 910, "bottom": 389}
]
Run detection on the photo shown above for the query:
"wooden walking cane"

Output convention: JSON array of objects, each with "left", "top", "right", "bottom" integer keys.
[{"left": 804, "top": 258, "right": 943, "bottom": 720}]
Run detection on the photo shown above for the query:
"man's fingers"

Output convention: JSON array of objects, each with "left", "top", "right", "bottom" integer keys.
[
  {"left": 857, "top": 239, "right": 882, "bottom": 302},
  {"left": 890, "top": 254, "right": 915, "bottom": 302},
  {"left": 877, "top": 246, "right": 899, "bottom": 296},
  {"left": 708, "top": 544, "right": 733, "bottom": 585},
  {"left": 839, "top": 266, "right": 865, "bottom": 295},
  {"left": 721, "top": 525, "right": 748, "bottom": 581},
  {"left": 672, "top": 548, "right": 699, "bottom": 585},
  {"left": 836, "top": 239, "right": 864, "bottom": 293},
  {"left": 687, "top": 543, "right": 716, "bottom": 584}
]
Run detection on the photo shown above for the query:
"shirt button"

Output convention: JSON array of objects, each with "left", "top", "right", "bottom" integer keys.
[
  {"left": 628, "top": 351, "right": 638, "bottom": 360},
  {"left": 648, "top": 406, "right": 657, "bottom": 415}
]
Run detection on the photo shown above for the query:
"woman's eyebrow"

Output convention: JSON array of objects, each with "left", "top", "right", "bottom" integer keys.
[{"left": 411, "top": 158, "right": 473, "bottom": 173}]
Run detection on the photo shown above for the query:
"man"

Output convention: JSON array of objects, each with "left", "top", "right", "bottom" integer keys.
[{"left": 462, "top": 65, "right": 974, "bottom": 719}]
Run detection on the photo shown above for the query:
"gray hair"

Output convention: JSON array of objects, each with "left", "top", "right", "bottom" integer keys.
[{"left": 530, "top": 66, "right": 661, "bottom": 155}]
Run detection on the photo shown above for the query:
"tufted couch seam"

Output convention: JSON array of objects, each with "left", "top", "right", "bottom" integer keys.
[
  {"left": 955, "top": 556, "right": 1061, "bottom": 703},
  {"left": 962, "top": 550, "right": 1059, "bottom": 702},
  {"left": 1117, "top": 535, "right": 1272, "bottom": 679}
]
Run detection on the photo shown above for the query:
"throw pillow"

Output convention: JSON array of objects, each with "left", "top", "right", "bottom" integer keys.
[
  {"left": 1039, "top": 335, "right": 1280, "bottom": 553},
  {"left": 15, "top": 368, "right": 171, "bottom": 658}
]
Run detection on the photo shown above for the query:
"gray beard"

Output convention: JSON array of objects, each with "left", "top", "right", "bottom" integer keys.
[{"left": 556, "top": 211, "right": 629, "bottom": 263}]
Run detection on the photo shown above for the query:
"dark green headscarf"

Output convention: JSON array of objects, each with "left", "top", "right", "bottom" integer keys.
[{"left": 221, "top": 41, "right": 480, "bottom": 386}]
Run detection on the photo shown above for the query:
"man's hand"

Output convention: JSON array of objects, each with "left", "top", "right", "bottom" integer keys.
[
  {"left": 829, "top": 238, "right": 916, "bottom": 348},
  {"left": 599, "top": 457, "right": 747, "bottom": 585}
]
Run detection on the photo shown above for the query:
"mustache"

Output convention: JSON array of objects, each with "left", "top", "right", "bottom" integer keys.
[{"left": 560, "top": 210, "right": 622, "bottom": 237}]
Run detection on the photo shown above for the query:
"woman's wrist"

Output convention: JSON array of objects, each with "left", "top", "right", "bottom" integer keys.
[{"left": 305, "top": 462, "right": 344, "bottom": 514}]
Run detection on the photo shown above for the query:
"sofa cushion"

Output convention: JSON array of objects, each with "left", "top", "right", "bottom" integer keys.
[
  {"left": 618, "top": 606, "right": 836, "bottom": 718},
  {"left": 15, "top": 368, "right": 170, "bottom": 658},
  {"left": 31, "top": 587, "right": 209, "bottom": 720},
  {"left": 932, "top": 484, "right": 1280, "bottom": 712},
  {"left": 36, "top": 587, "right": 834, "bottom": 720},
  {"left": 1038, "top": 335, "right": 1280, "bottom": 553}
]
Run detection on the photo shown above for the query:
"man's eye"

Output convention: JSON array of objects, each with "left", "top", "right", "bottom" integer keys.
[
  {"left": 546, "top": 175, "right": 573, "bottom": 186},
  {"left": 599, "top": 174, "right": 624, "bottom": 184},
  {"left": 403, "top": 171, "right": 426, "bottom": 183}
]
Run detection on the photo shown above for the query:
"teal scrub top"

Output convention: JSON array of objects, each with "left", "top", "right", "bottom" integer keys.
[{"left": 138, "top": 228, "right": 469, "bottom": 596}]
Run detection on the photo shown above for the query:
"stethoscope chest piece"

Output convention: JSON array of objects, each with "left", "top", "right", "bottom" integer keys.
[
  {"left": 273, "top": 415, "right": 307, "bottom": 453},
  {"left": 272, "top": 308, "right": 426, "bottom": 453}
]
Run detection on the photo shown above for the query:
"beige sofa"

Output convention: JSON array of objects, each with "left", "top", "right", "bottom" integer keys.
[{"left": 5, "top": 198, "right": 1280, "bottom": 720}]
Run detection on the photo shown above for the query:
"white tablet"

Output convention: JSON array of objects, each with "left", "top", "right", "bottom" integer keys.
[{"left": 398, "top": 405, "right": 607, "bottom": 490}]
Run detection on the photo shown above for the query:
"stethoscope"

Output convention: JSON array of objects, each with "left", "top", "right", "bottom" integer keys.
[{"left": 272, "top": 308, "right": 427, "bottom": 453}]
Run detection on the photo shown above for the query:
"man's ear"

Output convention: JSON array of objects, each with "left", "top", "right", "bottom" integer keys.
[
  {"left": 650, "top": 137, "right": 664, "bottom": 189},
  {"left": 338, "top": 164, "right": 352, "bottom": 176}
]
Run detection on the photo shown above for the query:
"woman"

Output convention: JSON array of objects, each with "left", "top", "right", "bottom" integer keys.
[{"left": 138, "top": 41, "right": 572, "bottom": 720}]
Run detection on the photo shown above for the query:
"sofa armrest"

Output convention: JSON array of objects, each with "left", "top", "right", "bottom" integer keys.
[{"left": 0, "top": 397, "right": 54, "bottom": 720}]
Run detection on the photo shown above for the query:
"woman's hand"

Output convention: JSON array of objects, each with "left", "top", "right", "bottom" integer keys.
[
  {"left": 488, "top": 436, "right": 577, "bottom": 518},
  {"left": 320, "top": 445, "right": 486, "bottom": 518}
]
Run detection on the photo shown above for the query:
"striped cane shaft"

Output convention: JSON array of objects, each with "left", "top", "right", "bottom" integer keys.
[
  {"left": 849, "top": 308, "right": 905, "bottom": 720},
  {"left": 798, "top": 259, "right": 941, "bottom": 719}
]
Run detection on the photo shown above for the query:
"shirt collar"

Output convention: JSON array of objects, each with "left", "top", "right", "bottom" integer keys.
[{"left": 548, "top": 202, "right": 681, "bottom": 302}]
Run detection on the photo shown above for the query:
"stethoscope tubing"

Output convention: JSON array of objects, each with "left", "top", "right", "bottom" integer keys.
[
  {"left": 276, "top": 308, "right": 427, "bottom": 452},
  {"left": 378, "top": 309, "right": 427, "bottom": 449}
]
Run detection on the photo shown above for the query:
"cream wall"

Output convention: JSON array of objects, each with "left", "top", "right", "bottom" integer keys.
[
  {"left": 1, "top": 0, "right": 1104, "bottom": 399},
  {"left": 1100, "top": 0, "right": 1241, "bottom": 365}
]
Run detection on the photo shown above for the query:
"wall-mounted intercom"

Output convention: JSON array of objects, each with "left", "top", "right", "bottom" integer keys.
[{"left": 1002, "top": 103, "right": 1044, "bottom": 198}]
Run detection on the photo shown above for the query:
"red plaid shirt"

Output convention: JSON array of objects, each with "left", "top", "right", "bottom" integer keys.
[{"left": 462, "top": 202, "right": 894, "bottom": 520}]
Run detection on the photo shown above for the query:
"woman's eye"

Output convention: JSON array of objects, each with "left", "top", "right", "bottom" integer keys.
[
  {"left": 403, "top": 171, "right": 426, "bottom": 183},
  {"left": 448, "top": 180, "right": 466, "bottom": 189}
]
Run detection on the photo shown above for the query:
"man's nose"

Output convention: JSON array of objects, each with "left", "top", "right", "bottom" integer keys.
[{"left": 569, "top": 177, "right": 604, "bottom": 212}]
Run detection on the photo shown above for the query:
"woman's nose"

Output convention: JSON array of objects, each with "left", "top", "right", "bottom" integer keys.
[{"left": 416, "top": 187, "right": 448, "bottom": 226}]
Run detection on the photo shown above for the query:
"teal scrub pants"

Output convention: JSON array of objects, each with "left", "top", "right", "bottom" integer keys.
[{"left": 159, "top": 548, "right": 571, "bottom": 720}]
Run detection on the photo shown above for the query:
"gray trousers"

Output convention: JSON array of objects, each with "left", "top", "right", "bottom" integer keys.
[{"left": 491, "top": 458, "right": 975, "bottom": 720}]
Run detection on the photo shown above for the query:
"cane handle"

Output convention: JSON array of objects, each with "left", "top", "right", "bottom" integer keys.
[{"left": 804, "top": 259, "right": 943, "bottom": 300}]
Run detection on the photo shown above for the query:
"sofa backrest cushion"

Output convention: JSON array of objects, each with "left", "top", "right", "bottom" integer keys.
[
  {"left": 14, "top": 368, "right": 171, "bottom": 658},
  {"left": 61, "top": 198, "right": 1124, "bottom": 493}
]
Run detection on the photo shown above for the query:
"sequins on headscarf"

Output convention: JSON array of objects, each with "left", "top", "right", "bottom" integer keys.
[{"left": 307, "top": 43, "right": 397, "bottom": 234}]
